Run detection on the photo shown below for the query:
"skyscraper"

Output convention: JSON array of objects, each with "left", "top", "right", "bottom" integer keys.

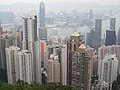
[
  {"left": 22, "top": 15, "right": 37, "bottom": 50},
  {"left": 39, "top": 40, "right": 47, "bottom": 68},
  {"left": 110, "top": 18, "right": 116, "bottom": 31},
  {"left": 109, "top": 10, "right": 113, "bottom": 17},
  {"left": 6, "top": 46, "right": 20, "bottom": 84},
  {"left": 39, "top": 2, "right": 45, "bottom": 27},
  {"left": 67, "top": 32, "right": 91, "bottom": 90},
  {"left": 98, "top": 45, "right": 120, "bottom": 74},
  {"left": 105, "top": 30, "right": 116, "bottom": 46},
  {"left": 33, "top": 40, "right": 41, "bottom": 83},
  {"left": 67, "top": 32, "right": 81, "bottom": 85},
  {"left": 86, "top": 19, "right": 102, "bottom": 50},
  {"left": 47, "top": 43, "right": 67, "bottom": 85},
  {"left": 89, "top": 9, "right": 93, "bottom": 19},
  {"left": 39, "top": 27, "right": 47, "bottom": 41},
  {"left": 99, "top": 54, "right": 118, "bottom": 89},
  {"left": 39, "top": 2, "right": 47, "bottom": 41},
  {"left": 77, "top": 44, "right": 91, "bottom": 90},
  {"left": 60, "top": 45, "right": 67, "bottom": 85},
  {"left": 13, "top": 31, "right": 22, "bottom": 48},
  {"left": 94, "top": 19, "right": 102, "bottom": 49},
  {"left": 6, "top": 46, "right": 34, "bottom": 84},
  {"left": 0, "top": 24, "right": 7, "bottom": 82},
  {"left": 23, "top": 17, "right": 28, "bottom": 50},
  {"left": 16, "top": 50, "right": 33, "bottom": 84},
  {"left": 48, "top": 55, "right": 60, "bottom": 83}
]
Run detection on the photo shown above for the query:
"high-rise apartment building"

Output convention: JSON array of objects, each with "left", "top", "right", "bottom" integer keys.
[
  {"left": 39, "top": 40, "right": 47, "bottom": 68},
  {"left": 16, "top": 50, "right": 33, "bottom": 84},
  {"left": 0, "top": 35, "right": 7, "bottom": 82},
  {"left": 6, "top": 46, "right": 20, "bottom": 84},
  {"left": 33, "top": 40, "right": 41, "bottom": 83},
  {"left": 13, "top": 31, "right": 22, "bottom": 48},
  {"left": 77, "top": 44, "right": 91, "bottom": 90},
  {"left": 110, "top": 18, "right": 116, "bottom": 31},
  {"left": 6, "top": 46, "right": 35, "bottom": 84},
  {"left": 67, "top": 32, "right": 81, "bottom": 85},
  {"left": 22, "top": 16, "right": 42, "bottom": 83},
  {"left": 87, "top": 47, "right": 94, "bottom": 76},
  {"left": 99, "top": 54, "right": 118, "bottom": 89},
  {"left": 48, "top": 55, "right": 60, "bottom": 83},
  {"left": 23, "top": 17, "right": 28, "bottom": 50},
  {"left": 98, "top": 45, "right": 120, "bottom": 74},
  {"left": 47, "top": 44, "right": 67, "bottom": 85},
  {"left": 67, "top": 32, "right": 91, "bottom": 90},
  {"left": 60, "top": 45, "right": 67, "bottom": 85},
  {"left": 22, "top": 15, "right": 37, "bottom": 50}
]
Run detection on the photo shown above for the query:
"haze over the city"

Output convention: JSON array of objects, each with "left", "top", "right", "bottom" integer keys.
[
  {"left": 1, "top": 0, "right": 120, "bottom": 90},
  {"left": 0, "top": 0, "right": 120, "bottom": 5}
]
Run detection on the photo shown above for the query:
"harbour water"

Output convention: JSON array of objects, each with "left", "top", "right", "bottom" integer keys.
[{"left": 47, "top": 15, "right": 120, "bottom": 38}]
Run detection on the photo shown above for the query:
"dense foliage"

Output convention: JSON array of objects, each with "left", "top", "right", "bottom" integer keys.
[
  {"left": 0, "top": 69, "right": 7, "bottom": 82},
  {"left": 0, "top": 79, "right": 76, "bottom": 90}
]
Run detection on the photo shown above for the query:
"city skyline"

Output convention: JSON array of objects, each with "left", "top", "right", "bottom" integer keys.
[{"left": 0, "top": 0, "right": 120, "bottom": 90}]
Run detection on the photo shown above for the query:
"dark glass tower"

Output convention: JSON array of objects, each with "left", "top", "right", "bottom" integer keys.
[
  {"left": 105, "top": 30, "right": 116, "bottom": 46},
  {"left": 86, "top": 19, "right": 102, "bottom": 50},
  {"left": 39, "top": 2, "right": 45, "bottom": 27},
  {"left": 94, "top": 19, "right": 102, "bottom": 48}
]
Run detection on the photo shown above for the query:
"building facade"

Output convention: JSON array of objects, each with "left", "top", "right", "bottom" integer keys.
[
  {"left": 48, "top": 55, "right": 60, "bottom": 83},
  {"left": 6, "top": 46, "right": 20, "bottom": 84},
  {"left": 22, "top": 15, "right": 37, "bottom": 50},
  {"left": 105, "top": 30, "right": 116, "bottom": 46},
  {"left": 110, "top": 18, "right": 116, "bottom": 31},
  {"left": 39, "top": 2, "right": 45, "bottom": 27},
  {"left": 67, "top": 32, "right": 91, "bottom": 90},
  {"left": 16, "top": 50, "right": 33, "bottom": 84},
  {"left": 98, "top": 45, "right": 120, "bottom": 74},
  {"left": 99, "top": 54, "right": 118, "bottom": 90},
  {"left": 39, "top": 2, "right": 47, "bottom": 41},
  {"left": 86, "top": 19, "right": 102, "bottom": 50}
]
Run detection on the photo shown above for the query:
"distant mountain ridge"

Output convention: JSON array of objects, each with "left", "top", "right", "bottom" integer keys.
[{"left": 0, "top": 2, "right": 119, "bottom": 13}]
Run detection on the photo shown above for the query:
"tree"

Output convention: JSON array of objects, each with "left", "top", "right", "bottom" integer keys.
[{"left": 0, "top": 81, "right": 76, "bottom": 90}]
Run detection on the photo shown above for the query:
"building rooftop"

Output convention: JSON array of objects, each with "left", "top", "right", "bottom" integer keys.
[
  {"left": 79, "top": 43, "right": 86, "bottom": 49},
  {"left": 8, "top": 46, "right": 20, "bottom": 51},
  {"left": 71, "top": 32, "right": 80, "bottom": 37}
]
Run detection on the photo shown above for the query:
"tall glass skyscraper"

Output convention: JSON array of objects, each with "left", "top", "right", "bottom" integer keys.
[
  {"left": 39, "top": 2, "right": 47, "bottom": 41},
  {"left": 39, "top": 2, "right": 45, "bottom": 27}
]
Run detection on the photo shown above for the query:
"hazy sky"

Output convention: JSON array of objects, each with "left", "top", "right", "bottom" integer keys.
[{"left": 0, "top": 0, "right": 120, "bottom": 5}]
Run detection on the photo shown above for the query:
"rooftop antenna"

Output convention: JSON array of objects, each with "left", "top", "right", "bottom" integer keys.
[{"left": 72, "top": 26, "right": 77, "bottom": 33}]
